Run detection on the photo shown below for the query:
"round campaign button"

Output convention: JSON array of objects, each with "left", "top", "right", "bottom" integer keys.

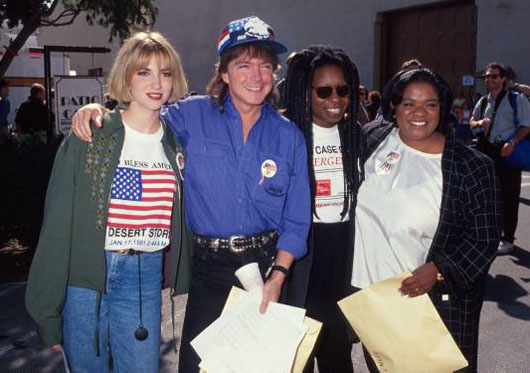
[
  {"left": 176, "top": 152, "right": 185, "bottom": 170},
  {"left": 261, "top": 159, "right": 277, "bottom": 178}
]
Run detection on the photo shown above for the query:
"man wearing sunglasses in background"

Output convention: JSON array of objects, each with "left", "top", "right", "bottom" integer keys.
[{"left": 470, "top": 62, "right": 530, "bottom": 255}]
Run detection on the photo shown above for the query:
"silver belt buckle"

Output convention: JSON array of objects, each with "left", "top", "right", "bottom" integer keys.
[{"left": 229, "top": 235, "right": 245, "bottom": 253}]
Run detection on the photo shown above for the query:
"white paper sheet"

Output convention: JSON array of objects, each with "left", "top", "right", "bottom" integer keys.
[{"left": 192, "top": 289, "right": 307, "bottom": 373}]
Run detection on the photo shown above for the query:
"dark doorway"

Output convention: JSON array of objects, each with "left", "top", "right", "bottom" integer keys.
[{"left": 379, "top": 0, "right": 477, "bottom": 102}]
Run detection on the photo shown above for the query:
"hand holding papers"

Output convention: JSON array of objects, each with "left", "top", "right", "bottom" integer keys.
[
  {"left": 191, "top": 263, "right": 321, "bottom": 373},
  {"left": 338, "top": 273, "right": 468, "bottom": 372}
]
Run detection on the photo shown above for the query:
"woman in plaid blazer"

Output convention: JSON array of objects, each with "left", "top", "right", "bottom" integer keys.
[{"left": 353, "top": 67, "right": 502, "bottom": 372}]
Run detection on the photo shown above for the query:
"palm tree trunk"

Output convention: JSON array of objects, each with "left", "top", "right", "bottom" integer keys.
[
  {"left": 0, "top": 16, "right": 40, "bottom": 77},
  {"left": 0, "top": 0, "right": 60, "bottom": 77}
]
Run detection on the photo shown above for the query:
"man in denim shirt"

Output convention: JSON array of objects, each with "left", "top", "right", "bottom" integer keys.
[{"left": 72, "top": 16, "right": 311, "bottom": 371}]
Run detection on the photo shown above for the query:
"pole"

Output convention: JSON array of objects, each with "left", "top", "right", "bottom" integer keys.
[{"left": 43, "top": 47, "right": 53, "bottom": 143}]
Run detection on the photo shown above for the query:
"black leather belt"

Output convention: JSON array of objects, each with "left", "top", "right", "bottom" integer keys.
[
  {"left": 114, "top": 248, "right": 143, "bottom": 255},
  {"left": 113, "top": 249, "right": 160, "bottom": 255},
  {"left": 193, "top": 230, "right": 278, "bottom": 254}
]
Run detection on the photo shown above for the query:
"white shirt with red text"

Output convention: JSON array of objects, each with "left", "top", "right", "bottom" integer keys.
[{"left": 312, "top": 123, "right": 348, "bottom": 223}]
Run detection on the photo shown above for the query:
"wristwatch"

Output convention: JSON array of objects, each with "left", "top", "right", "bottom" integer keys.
[{"left": 266, "top": 262, "right": 289, "bottom": 278}]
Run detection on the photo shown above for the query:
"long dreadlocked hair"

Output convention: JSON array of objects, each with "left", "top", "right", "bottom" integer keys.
[{"left": 283, "top": 45, "right": 360, "bottom": 219}]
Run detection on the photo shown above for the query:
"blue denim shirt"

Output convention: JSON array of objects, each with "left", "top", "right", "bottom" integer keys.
[{"left": 162, "top": 95, "right": 310, "bottom": 259}]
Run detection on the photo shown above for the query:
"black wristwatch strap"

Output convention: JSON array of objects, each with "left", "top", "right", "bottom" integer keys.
[{"left": 271, "top": 264, "right": 289, "bottom": 276}]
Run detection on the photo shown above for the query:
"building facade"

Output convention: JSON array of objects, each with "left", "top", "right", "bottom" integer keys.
[
  {"left": 2, "top": 0, "right": 527, "bottom": 99},
  {"left": 153, "top": 0, "right": 528, "bottom": 98}
]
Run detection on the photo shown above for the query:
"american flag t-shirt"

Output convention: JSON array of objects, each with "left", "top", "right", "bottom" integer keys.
[
  {"left": 109, "top": 167, "right": 176, "bottom": 228},
  {"left": 104, "top": 123, "right": 177, "bottom": 252},
  {"left": 105, "top": 166, "right": 177, "bottom": 251}
]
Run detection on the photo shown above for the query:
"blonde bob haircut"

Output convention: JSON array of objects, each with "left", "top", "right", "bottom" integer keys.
[{"left": 107, "top": 31, "right": 188, "bottom": 103}]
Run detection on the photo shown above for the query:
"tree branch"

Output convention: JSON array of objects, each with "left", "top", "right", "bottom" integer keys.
[
  {"left": 42, "top": 18, "right": 77, "bottom": 27},
  {"left": 0, "top": 0, "right": 159, "bottom": 75},
  {"left": 0, "top": 13, "right": 40, "bottom": 76},
  {"left": 41, "top": 9, "right": 80, "bottom": 27}
]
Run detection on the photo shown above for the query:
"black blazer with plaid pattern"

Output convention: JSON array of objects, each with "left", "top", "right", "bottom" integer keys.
[{"left": 361, "top": 119, "right": 502, "bottom": 371}]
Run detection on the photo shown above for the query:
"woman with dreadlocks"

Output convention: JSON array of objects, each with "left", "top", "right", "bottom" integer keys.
[{"left": 283, "top": 45, "right": 360, "bottom": 372}]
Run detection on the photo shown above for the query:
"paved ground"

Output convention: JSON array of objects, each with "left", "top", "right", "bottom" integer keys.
[{"left": 1, "top": 172, "right": 529, "bottom": 372}]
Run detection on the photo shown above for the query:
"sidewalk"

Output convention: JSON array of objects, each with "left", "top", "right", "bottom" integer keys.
[
  {"left": 0, "top": 285, "right": 186, "bottom": 372},
  {"left": 0, "top": 285, "right": 370, "bottom": 372},
  {"left": 1, "top": 263, "right": 529, "bottom": 373}
]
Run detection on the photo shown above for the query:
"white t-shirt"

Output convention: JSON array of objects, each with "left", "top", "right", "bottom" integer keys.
[
  {"left": 352, "top": 128, "right": 443, "bottom": 288},
  {"left": 104, "top": 122, "right": 177, "bottom": 252},
  {"left": 312, "top": 123, "right": 349, "bottom": 223}
]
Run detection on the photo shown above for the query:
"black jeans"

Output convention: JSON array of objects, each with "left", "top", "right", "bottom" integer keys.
[
  {"left": 178, "top": 240, "right": 276, "bottom": 372},
  {"left": 483, "top": 142, "right": 521, "bottom": 243},
  {"left": 303, "top": 222, "right": 354, "bottom": 373}
]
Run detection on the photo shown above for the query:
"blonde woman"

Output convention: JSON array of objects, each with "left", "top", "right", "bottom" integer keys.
[{"left": 26, "top": 32, "right": 188, "bottom": 372}]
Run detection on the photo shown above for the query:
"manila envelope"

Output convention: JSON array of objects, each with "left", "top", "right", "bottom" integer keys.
[
  {"left": 221, "top": 286, "right": 322, "bottom": 372},
  {"left": 338, "top": 273, "right": 468, "bottom": 372}
]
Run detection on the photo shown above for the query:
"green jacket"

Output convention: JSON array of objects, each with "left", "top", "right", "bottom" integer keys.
[{"left": 25, "top": 110, "right": 191, "bottom": 346}]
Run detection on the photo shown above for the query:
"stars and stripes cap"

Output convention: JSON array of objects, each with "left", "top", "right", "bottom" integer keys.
[{"left": 216, "top": 16, "right": 287, "bottom": 57}]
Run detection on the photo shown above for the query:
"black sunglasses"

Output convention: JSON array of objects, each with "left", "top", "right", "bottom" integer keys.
[{"left": 312, "top": 85, "right": 349, "bottom": 99}]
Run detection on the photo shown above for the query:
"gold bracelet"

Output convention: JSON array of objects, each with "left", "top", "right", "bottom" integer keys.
[{"left": 436, "top": 272, "right": 444, "bottom": 282}]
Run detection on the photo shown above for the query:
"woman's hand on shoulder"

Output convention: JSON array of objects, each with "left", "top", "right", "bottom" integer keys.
[
  {"left": 399, "top": 262, "right": 439, "bottom": 297},
  {"left": 71, "top": 104, "right": 108, "bottom": 142}
]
